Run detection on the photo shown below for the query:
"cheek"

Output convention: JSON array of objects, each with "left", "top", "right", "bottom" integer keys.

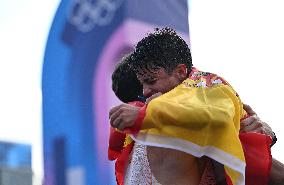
[
  {"left": 153, "top": 78, "right": 178, "bottom": 93},
  {"left": 150, "top": 83, "right": 165, "bottom": 93},
  {"left": 165, "top": 79, "right": 180, "bottom": 91},
  {"left": 159, "top": 81, "right": 174, "bottom": 93}
]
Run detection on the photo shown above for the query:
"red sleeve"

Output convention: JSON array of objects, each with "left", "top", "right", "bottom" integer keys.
[
  {"left": 239, "top": 132, "right": 272, "bottom": 185},
  {"left": 123, "top": 104, "right": 147, "bottom": 135},
  {"left": 108, "top": 127, "right": 126, "bottom": 160},
  {"left": 128, "top": 101, "right": 145, "bottom": 107}
]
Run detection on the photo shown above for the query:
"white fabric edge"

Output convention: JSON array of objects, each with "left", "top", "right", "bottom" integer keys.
[{"left": 130, "top": 133, "right": 245, "bottom": 185}]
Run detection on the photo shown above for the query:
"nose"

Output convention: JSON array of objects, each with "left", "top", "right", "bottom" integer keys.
[{"left": 143, "top": 84, "right": 154, "bottom": 98}]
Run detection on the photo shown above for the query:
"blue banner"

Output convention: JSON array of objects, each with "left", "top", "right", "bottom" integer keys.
[{"left": 43, "top": 0, "right": 189, "bottom": 184}]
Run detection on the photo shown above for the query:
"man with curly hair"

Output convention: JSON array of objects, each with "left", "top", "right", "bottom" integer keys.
[{"left": 109, "top": 28, "right": 281, "bottom": 185}]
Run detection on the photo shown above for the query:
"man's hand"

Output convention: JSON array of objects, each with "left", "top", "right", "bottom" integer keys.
[
  {"left": 109, "top": 104, "right": 140, "bottom": 131},
  {"left": 240, "top": 104, "right": 274, "bottom": 138}
]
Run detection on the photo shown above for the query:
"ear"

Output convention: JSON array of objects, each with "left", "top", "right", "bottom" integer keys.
[{"left": 173, "top": 64, "right": 188, "bottom": 81}]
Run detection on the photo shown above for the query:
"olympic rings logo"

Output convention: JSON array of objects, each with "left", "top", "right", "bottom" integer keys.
[{"left": 68, "top": 0, "right": 125, "bottom": 32}]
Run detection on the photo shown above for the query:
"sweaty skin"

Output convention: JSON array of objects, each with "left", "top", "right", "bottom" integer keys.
[{"left": 147, "top": 146, "right": 204, "bottom": 185}]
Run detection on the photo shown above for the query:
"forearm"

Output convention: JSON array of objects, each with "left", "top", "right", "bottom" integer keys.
[{"left": 269, "top": 158, "right": 284, "bottom": 185}]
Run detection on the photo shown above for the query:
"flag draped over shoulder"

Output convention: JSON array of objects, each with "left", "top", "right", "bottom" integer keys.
[
  {"left": 108, "top": 68, "right": 272, "bottom": 185},
  {"left": 131, "top": 69, "right": 246, "bottom": 185}
]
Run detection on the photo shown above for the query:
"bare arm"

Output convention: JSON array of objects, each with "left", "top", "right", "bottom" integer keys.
[{"left": 269, "top": 158, "right": 284, "bottom": 185}]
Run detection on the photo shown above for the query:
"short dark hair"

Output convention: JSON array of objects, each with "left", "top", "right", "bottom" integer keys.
[
  {"left": 111, "top": 54, "right": 143, "bottom": 103},
  {"left": 131, "top": 27, "right": 192, "bottom": 74}
]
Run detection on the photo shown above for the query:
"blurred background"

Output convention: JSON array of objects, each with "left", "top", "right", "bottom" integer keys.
[{"left": 0, "top": 0, "right": 283, "bottom": 185}]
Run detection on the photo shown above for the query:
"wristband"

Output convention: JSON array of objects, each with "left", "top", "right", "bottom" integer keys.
[{"left": 270, "top": 131, "right": 277, "bottom": 147}]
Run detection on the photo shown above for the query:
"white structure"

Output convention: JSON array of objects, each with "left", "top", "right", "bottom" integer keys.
[{"left": 0, "top": 1, "right": 60, "bottom": 184}]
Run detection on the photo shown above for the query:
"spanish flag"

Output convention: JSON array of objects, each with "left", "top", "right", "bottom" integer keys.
[{"left": 109, "top": 68, "right": 272, "bottom": 185}]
